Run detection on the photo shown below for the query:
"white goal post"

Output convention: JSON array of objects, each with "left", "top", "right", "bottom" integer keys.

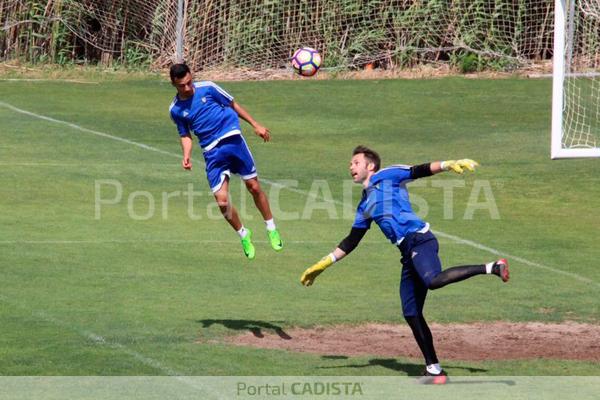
[{"left": 552, "top": 0, "right": 600, "bottom": 159}]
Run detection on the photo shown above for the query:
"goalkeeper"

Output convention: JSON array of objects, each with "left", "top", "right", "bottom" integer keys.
[{"left": 300, "top": 146, "right": 510, "bottom": 384}]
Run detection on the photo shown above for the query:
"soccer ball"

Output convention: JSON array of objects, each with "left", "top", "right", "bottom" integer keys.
[{"left": 291, "top": 47, "right": 322, "bottom": 77}]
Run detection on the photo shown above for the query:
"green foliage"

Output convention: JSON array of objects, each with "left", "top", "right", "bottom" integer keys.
[
  {"left": 456, "top": 52, "right": 480, "bottom": 73},
  {"left": 51, "top": 0, "right": 73, "bottom": 65},
  {"left": 122, "top": 41, "right": 152, "bottom": 69},
  {"left": 450, "top": 50, "right": 520, "bottom": 73}
]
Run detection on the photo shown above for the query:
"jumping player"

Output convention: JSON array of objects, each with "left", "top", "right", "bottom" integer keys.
[
  {"left": 169, "top": 63, "right": 282, "bottom": 259},
  {"left": 300, "top": 146, "right": 509, "bottom": 384}
]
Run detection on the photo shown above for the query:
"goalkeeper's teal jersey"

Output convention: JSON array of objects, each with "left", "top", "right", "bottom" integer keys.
[{"left": 352, "top": 165, "right": 428, "bottom": 245}]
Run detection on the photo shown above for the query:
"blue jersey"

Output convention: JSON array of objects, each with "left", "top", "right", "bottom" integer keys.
[
  {"left": 169, "top": 81, "right": 241, "bottom": 150},
  {"left": 353, "top": 165, "right": 428, "bottom": 245}
]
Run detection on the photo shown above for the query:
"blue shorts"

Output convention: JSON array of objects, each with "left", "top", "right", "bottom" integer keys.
[
  {"left": 397, "top": 230, "right": 442, "bottom": 317},
  {"left": 202, "top": 134, "right": 257, "bottom": 193}
]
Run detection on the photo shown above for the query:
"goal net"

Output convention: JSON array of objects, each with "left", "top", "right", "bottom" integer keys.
[
  {"left": 3, "top": 0, "right": 554, "bottom": 74},
  {"left": 552, "top": 0, "right": 600, "bottom": 158}
]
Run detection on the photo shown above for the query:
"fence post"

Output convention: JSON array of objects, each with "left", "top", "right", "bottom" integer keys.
[{"left": 175, "top": 0, "right": 185, "bottom": 63}]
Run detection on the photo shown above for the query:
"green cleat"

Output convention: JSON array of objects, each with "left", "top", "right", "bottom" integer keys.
[
  {"left": 267, "top": 229, "right": 283, "bottom": 251},
  {"left": 241, "top": 229, "right": 255, "bottom": 260}
]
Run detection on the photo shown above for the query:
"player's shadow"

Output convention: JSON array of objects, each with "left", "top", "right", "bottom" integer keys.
[
  {"left": 198, "top": 319, "right": 292, "bottom": 340},
  {"left": 318, "top": 357, "right": 488, "bottom": 376}
]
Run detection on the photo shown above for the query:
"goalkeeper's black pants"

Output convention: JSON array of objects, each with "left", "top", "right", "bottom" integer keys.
[{"left": 398, "top": 230, "right": 487, "bottom": 365}]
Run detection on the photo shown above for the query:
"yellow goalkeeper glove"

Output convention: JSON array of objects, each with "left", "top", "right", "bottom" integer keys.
[
  {"left": 441, "top": 159, "right": 479, "bottom": 174},
  {"left": 300, "top": 255, "right": 334, "bottom": 286}
]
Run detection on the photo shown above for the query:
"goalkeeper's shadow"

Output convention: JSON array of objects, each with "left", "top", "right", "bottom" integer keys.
[{"left": 318, "top": 357, "right": 488, "bottom": 377}]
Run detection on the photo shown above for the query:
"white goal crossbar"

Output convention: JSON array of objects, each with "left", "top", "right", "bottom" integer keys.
[{"left": 552, "top": 0, "right": 600, "bottom": 159}]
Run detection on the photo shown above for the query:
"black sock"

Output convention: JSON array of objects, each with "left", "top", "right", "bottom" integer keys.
[
  {"left": 428, "top": 264, "right": 486, "bottom": 289},
  {"left": 405, "top": 315, "right": 438, "bottom": 366}
]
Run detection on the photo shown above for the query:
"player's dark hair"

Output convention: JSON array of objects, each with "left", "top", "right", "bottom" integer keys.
[
  {"left": 170, "top": 63, "right": 190, "bottom": 81},
  {"left": 353, "top": 145, "right": 381, "bottom": 171}
]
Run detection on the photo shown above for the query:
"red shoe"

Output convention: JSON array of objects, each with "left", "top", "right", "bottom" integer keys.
[
  {"left": 493, "top": 258, "right": 510, "bottom": 282},
  {"left": 416, "top": 369, "right": 448, "bottom": 385}
]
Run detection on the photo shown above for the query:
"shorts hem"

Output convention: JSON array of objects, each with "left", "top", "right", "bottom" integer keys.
[
  {"left": 210, "top": 170, "right": 231, "bottom": 193},
  {"left": 241, "top": 172, "right": 258, "bottom": 180}
]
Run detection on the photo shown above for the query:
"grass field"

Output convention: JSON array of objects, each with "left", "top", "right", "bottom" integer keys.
[{"left": 1, "top": 75, "right": 599, "bottom": 380}]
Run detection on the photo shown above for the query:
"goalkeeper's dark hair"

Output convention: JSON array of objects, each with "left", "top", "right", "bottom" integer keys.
[
  {"left": 353, "top": 145, "right": 381, "bottom": 171},
  {"left": 170, "top": 63, "right": 190, "bottom": 81}
]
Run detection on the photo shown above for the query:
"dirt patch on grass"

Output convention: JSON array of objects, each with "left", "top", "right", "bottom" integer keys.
[{"left": 221, "top": 322, "right": 600, "bottom": 361}]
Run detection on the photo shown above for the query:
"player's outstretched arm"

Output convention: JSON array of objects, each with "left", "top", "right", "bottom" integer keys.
[
  {"left": 300, "top": 227, "right": 368, "bottom": 286},
  {"left": 231, "top": 100, "right": 271, "bottom": 142},
  {"left": 432, "top": 159, "right": 479, "bottom": 174},
  {"left": 300, "top": 248, "right": 347, "bottom": 287}
]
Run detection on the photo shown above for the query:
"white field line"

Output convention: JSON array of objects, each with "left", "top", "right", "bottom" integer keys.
[
  {"left": 0, "top": 101, "right": 178, "bottom": 158},
  {"left": 0, "top": 293, "right": 225, "bottom": 399},
  {"left": 0, "top": 162, "right": 176, "bottom": 166},
  {"left": 0, "top": 78, "right": 99, "bottom": 84},
  {"left": 1, "top": 100, "right": 598, "bottom": 290},
  {"left": 434, "top": 231, "right": 600, "bottom": 288},
  {"left": 0, "top": 296, "right": 223, "bottom": 398},
  {"left": 0, "top": 239, "right": 457, "bottom": 245},
  {"left": 20, "top": 301, "right": 181, "bottom": 376}
]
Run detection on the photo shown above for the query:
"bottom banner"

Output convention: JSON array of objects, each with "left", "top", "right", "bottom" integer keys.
[{"left": 0, "top": 376, "right": 598, "bottom": 400}]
